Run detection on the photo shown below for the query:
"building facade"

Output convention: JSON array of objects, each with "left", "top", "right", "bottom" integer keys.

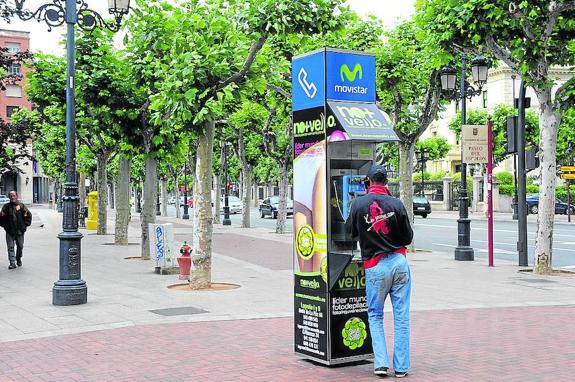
[{"left": 0, "top": 29, "right": 51, "bottom": 204}]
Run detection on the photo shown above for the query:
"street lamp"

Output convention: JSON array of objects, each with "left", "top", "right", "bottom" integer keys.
[
  {"left": 440, "top": 54, "right": 489, "bottom": 262},
  {"left": 415, "top": 149, "right": 430, "bottom": 197},
  {"left": 15, "top": 0, "right": 131, "bottom": 305},
  {"left": 222, "top": 142, "right": 231, "bottom": 226}
]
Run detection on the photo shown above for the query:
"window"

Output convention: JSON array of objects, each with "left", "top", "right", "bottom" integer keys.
[
  {"left": 482, "top": 90, "right": 488, "bottom": 108},
  {"left": 6, "top": 106, "right": 19, "bottom": 118},
  {"left": 5, "top": 42, "right": 21, "bottom": 53},
  {"left": 9, "top": 64, "right": 21, "bottom": 75},
  {"left": 432, "top": 131, "right": 437, "bottom": 137},
  {"left": 5, "top": 85, "right": 22, "bottom": 97}
]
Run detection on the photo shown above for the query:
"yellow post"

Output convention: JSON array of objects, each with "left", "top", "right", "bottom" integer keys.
[{"left": 87, "top": 191, "right": 98, "bottom": 230}]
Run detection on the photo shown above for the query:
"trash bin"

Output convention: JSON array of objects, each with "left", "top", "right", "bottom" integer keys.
[{"left": 86, "top": 191, "right": 98, "bottom": 230}]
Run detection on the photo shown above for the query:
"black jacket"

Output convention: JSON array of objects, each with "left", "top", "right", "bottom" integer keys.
[
  {"left": 346, "top": 193, "right": 413, "bottom": 261},
  {"left": 0, "top": 202, "right": 32, "bottom": 236}
]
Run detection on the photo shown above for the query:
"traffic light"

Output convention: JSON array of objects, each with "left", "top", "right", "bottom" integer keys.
[
  {"left": 505, "top": 116, "right": 517, "bottom": 154},
  {"left": 525, "top": 147, "right": 540, "bottom": 171}
]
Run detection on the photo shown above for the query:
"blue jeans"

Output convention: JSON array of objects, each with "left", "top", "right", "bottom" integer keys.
[{"left": 365, "top": 253, "right": 411, "bottom": 372}]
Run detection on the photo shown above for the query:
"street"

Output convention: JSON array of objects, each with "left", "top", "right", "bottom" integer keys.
[
  {"left": 413, "top": 216, "right": 575, "bottom": 267},
  {"left": 166, "top": 204, "right": 574, "bottom": 268}
]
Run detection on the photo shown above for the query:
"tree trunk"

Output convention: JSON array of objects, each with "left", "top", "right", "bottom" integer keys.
[
  {"left": 253, "top": 183, "right": 259, "bottom": 208},
  {"left": 238, "top": 128, "right": 251, "bottom": 228},
  {"left": 141, "top": 157, "right": 157, "bottom": 259},
  {"left": 161, "top": 178, "right": 168, "bottom": 216},
  {"left": 190, "top": 120, "right": 214, "bottom": 289},
  {"left": 115, "top": 156, "right": 131, "bottom": 245},
  {"left": 109, "top": 181, "right": 115, "bottom": 210},
  {"left": 96, "top": 153, "right": 109, "bottom": 235},
  {"left": 213, "top": 174, "right": 221, "bottom": 224},
  {"left": 276, "top": 161, "right": 289, "bottom": 234},
  {"left": 399, "top": 141, "right": 415, "bottom": 223},
  {"left": 534, "top": 89, "right": 560, "bottom": 274},
  {"left": 174, "top": 174, "right": 181, "bottom": 218}
]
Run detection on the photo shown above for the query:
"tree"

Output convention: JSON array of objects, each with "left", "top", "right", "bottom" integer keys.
[
  {"left": 417, "top": 0, "right": 575, "bottom": 273},
  {"left": 0, "top": 47, "right": 34, "bottom": 173},
  {"left": 134, "top": 0, "right": 344, "bottom": 289},
  {"left": 376, "top": 21, "right": 445, "bottom": 223},
  {"left": 415, "top": 136, "right": 450, "bottom": 161}
]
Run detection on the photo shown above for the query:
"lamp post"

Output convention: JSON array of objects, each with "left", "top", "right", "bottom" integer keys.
[
  {"left": 222, "top": 142, "right": 231, "bottom": 226},
  {"left": 415, "top": 148, "right": 430, "bottom": 197},
  {"left": 440, "top": 54, "right": 489, "bottom": 261},
  {"left": 182, "top": 153, "right": 190, "bottom": 220},
  {"left": 15, "top": 0, "right": 131, "bottom": 305}
]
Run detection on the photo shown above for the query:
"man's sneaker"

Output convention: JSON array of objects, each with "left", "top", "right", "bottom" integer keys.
[
  {"left": 374, "top": 367, "right": 388, "bottom": 376},
  {"left": 8, "top": 263, "right": 16, "bottom": 269},
  {"left": 16, "top": 258, "right": 22, "bottom": 267},
  {"left": 395, "top": 371, "right": 408, "bottom": 378}
]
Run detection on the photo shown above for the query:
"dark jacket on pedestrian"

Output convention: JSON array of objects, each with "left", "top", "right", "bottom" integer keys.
[
  {"left": 0, "top": 202, "right": 32, "bottom": 236},
  {"left": 346, "top": 185, "right": 413, "bottom": 262}
]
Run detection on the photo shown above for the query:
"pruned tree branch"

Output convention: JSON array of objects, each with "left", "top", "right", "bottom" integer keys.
[
  {"left": 554, "top": 75, "right": 575, "bottom": 114},
  {"left": 217, "top": 34, "right": 268, "bottom": 91},
  {"left": 267, "top": 83, "right": 291, "bottom": 98},
  {"left": 509, "top": 1, "right": 537, "bottom": 40},
  {"left": 484, "top": 34, "right": 520, "bottom": 74},
  {"left": 543, "top": 1, "right": 575, "bottom": 46}
]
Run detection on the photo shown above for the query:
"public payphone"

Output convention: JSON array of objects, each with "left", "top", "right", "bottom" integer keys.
[{"left": 292, "top": 48, "right": 399, "bottom": 365}]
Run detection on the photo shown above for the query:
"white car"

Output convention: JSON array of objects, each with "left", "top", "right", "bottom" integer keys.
[
  {"left": 168, "top": 196, "right": 176, "bottom": 205},
  {"left": 0, "top": 194, "right": 9, "bottom": 205},
  {"left": 221, "top": 196, "right": 242, "bottom": 214}
]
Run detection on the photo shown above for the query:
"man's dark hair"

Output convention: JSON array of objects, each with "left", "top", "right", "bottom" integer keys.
[
  {"left": 369, "top": 172, "right": 387, "bottom": 184},
  {"left": 366, "top": 165, "right": 388, "bottom": 185}
]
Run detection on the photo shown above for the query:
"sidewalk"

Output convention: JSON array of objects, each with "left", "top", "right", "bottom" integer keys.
[{"left": 1, "top": 206, "right": 574, "bottom": 381}]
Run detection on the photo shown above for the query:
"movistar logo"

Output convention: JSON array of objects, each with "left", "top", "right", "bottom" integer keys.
[{"left": 340, "top": 64, "right": 363, "bottom": 82}]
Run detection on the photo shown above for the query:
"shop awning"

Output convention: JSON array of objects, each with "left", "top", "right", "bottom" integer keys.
[{"left": 327, "top": 101, "right": 399, "bottom": 142}]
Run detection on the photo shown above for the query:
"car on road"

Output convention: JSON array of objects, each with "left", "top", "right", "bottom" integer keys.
[
  {"left": 413, "top": 195, "right": 431, "bottom": 218},
  {"left": 169, "top": 196, "right": 176, "bottom": 205},
  {"left": 525, "top": 194, "right": 575, "bottom": 215},
  {"left": 221, "top": 196, "right": 243, "bottom": 214},
  {"left": 0, "top": 194, "right": 9, "bottom": 205},
  {"left": 259, "top": 196, "right": 293, "bottom": 219}
]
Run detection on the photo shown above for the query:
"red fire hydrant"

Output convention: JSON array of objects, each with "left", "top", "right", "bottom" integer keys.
[{"left": 177, "top": 241, "right": 192, "bottom": 280}]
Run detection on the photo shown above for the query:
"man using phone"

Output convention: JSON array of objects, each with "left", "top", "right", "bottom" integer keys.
[
  {"left": 0, "top": 191, "right": 32, "bottom": 269},
  {"left": 346, "top": 165, "right": 413, "bottom": 378}
]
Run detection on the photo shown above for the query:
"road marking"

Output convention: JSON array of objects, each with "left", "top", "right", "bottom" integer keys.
[
  {"left": 432, "top": 243, "right": 518, "bottom": 255},
  {"left": 418, "top": 223, "right": 574, "bottom": 237}
]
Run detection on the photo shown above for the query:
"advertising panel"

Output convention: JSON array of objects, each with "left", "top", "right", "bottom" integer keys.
[
  {"left": 293, "top": 106, "right": 328, "bottom": 362},
  {"left": 326, "top": 51, "right": 376, "bottom": 103},
  {"left": 292, "top": 51, "right": 326, "bottom": 112},
  {"left": 329, "top": 261, "right": 372, "bottom": 359}
]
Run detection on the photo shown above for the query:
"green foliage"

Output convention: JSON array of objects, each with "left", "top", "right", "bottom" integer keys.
[
  {"left": 557, "top": 107, "right": 575, "bottom": 165},
  {"left": 499, "top": 184, "right": 515, "bottom": 196},
  {"left": 494, "top": 171, "right": 514, "bottom": 185},
  {"left": 416, "top": 136, "right": 450, "bottom": 161},
  {"left": 556, "top": 185, "right": 575, "bottom": 202}
]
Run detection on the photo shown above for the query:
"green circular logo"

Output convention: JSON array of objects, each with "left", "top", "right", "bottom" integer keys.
[
  {"left": 342, "top": 317, "right": 367, "bottom": 350},
  {"left": 296, "top": 224, "right": 315, "bottom": 260}
]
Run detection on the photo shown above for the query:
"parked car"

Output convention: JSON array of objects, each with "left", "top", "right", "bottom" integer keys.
[
  {"left": 168, "top": 196, "right": 176, "bottom": 205},
  {"left": 0, "top": 194, "right": 9, "bottom": 205},
  {"left": 525, "top": 194, "right": 575, "bottom": 215},
  {"left": 259, "top": 196, "right": 294, "bottom": 219},
  {"left": 220, "top": 196, "right": 243, "bottom": 214},
  {"left": 413, "top": 196, "right": 431, "bottom": 218}
]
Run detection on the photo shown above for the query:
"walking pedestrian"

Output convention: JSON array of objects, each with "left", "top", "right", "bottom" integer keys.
[
  {"left": 346, "top": 165, "right": 413, "bottom": 378},
  {"left": 0, "top": 191, "right": 32, "bottom": 269}
]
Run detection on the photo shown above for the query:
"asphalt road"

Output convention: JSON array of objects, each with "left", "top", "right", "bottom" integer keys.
[
  {"left": 412, "top": 216, "right": 575, "bottom": 268},
  {"left": 165, "top": 204, "right": 574, "bottom": 268}
]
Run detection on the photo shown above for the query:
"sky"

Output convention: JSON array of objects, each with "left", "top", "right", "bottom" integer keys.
[{"left": 1, "top": 0, "right": 416, "bottom": 55}]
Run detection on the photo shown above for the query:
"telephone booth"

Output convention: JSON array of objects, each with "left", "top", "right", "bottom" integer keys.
[{"left": 292, "top": 48, "right": 399, "bottom": 365}]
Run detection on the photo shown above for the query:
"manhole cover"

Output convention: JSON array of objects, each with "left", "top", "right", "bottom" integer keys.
[
  {"left": 168, "top": 282, "right": 241, "bottom": 291},
  {"left": 149, "top": 306, "right": 208, "bottom": 316},
  {"left": 520, "top": 278, "right": 556, "bottom": 284},
  {"left": 103, "top": 242, "right": 140, "bottom": 246}
]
